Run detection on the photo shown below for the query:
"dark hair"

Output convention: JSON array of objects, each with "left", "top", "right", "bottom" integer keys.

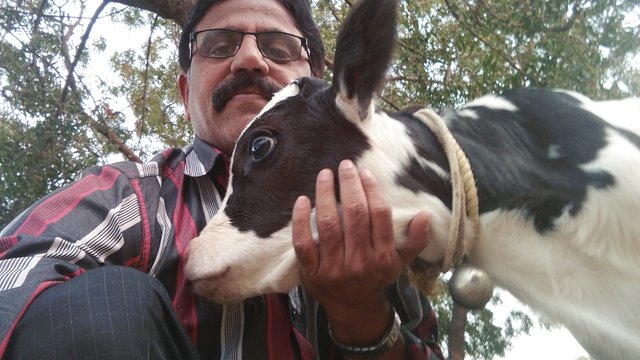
[{"left": 178, "top": 0, "right": 325, "bottom": 77}]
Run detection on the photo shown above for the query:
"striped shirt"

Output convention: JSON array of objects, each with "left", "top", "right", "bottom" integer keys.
[{"left": 0, "top": 137, "right": 443, "bottom": 359}]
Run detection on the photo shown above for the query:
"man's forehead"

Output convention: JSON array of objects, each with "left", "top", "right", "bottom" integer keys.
[{"left": 196, "top": 0, "right": 302, "bottom": 35}]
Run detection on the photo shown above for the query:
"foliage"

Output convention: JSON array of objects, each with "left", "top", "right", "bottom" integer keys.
[
  {"left": 1, "top": 0, "right": 104, "bottom": 224},
  {"left": 0, "top": 0, "right": 188, "bottom": 226},
  {"left": 107, "top": 8, "right": 190, "bottom": 151},
  {"left": 315, "top": 0, "right": 640, "bottom": 108},
  {"left": 426, "top": 278, "right": 534, "bottom": 358}
]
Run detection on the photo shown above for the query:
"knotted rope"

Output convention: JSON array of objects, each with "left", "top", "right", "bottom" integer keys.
[
  {"left": 413, "top": 108, "right": 480, "bottom": 273},
  {"left": 412, "top": 108, "right": 482, "bottom": 360}
]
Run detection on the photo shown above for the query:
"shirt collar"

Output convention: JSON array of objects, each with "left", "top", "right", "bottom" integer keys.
[{"left": 184, "top": 136, "right": 229, "bottom": 177}]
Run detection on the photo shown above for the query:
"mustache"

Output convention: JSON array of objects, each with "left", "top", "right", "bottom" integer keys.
[{"left": 212, "top": 73, "right": 282, "bottom": 112}]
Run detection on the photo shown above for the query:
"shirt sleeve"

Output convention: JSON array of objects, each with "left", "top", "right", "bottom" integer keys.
[{"left": 0, "top": 164, "right": 155, "bottom": 356}]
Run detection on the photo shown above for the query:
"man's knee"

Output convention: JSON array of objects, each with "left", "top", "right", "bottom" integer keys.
[{"left": 6, "top": 266, "right": 198, "bottom": 360}]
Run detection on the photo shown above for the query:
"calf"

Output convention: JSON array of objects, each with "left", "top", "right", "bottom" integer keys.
[{"left": 185, "top": 0, "right": 640, "bottom": 358}]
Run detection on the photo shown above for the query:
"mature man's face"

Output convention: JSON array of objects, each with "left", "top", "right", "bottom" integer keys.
[{"left": 179, "top": 0, "right": 313, "bottom": 155}]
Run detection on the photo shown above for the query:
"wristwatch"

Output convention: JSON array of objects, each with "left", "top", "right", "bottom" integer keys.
[{"left": 328, "top": 306, "right": 402, "bottom": 358}]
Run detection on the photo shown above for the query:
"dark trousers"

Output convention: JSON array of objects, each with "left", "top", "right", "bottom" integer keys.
[{"left": 5, "top": 266, "right": 200, "bottom": 360}]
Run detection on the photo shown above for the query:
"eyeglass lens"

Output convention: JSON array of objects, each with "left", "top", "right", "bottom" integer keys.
[{"left": 195, "top": 30, "right": 304, "bottom": 61}]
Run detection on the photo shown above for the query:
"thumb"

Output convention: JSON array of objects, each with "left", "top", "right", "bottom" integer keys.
[{"left": 397, "top": 211, "right": 430, "bottom": 265}]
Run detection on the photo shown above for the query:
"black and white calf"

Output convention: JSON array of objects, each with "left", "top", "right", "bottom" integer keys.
[{"left": 185, "top": 0, "right": 640, "bottom": 358}]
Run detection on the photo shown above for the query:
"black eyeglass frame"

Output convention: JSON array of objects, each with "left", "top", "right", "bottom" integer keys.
[{"left": 189, "top": 28, "right": 310, "bottom": 62}]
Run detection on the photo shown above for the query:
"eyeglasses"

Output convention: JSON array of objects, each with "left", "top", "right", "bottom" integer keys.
[{"left": 190, "top": 29, "right": 309, "bottom": 62}]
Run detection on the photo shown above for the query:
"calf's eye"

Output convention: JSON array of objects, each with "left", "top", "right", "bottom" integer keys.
[{"left": 249, "top": 135, "right": 276, "bottom": 162}]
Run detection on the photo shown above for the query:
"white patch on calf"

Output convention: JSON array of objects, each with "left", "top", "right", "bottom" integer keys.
[
  {"left": 584, "top": 98, "right": 640, "bottom": 134},
  {"left": 336, "top": 92, "right": 376, "bottom": 124},
  {"left": 574, "top": 127, "right": 640, "bottom": 266},
  {"left": 554, "top": 89, "right": 640, "bottom": 134},
  {"left": 355, "top": 112, "right": 459, "bottom": 263},
  {"left": 227, "top": 82, "right": 302, "bottom": 167},
  {"left": 463, "top": 94, "right": 519, "bottom": 112},
  {"left": 547, "top": 144, "right": 562, "bottom": 159},
  {"left": 256, "top": 82, "right": 301, "bottom": 119},
  {"left": 457, "top": 109, "right": 479, "bottom": 119},
  {"left": 470, "top": 207, "right": 640, "bottom": 359},
  {"left": 464, "top": 105, "right": 640, "bottom": 358},
  {"left": 363, "top": 112, "right": 450, "bottom": 181},
  {"left": 186, "top": 212, "right": 300, "bottom": 303}
]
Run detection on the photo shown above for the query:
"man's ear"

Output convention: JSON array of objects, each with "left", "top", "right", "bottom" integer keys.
[
  {"left": 331, "top": 0, "right": 398, "bottom": 123},
  {"left": 178, "top": 72, "right": 191, "bottom": 122}
]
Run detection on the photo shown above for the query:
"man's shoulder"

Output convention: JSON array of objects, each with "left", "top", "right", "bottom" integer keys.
[{"left": 90, "top": 147, "right": 191, "bottom": 181}]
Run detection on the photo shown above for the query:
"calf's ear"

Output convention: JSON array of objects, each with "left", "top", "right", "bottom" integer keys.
[{"left": 331, "top": 0, "right": 398, "bottom": 124}]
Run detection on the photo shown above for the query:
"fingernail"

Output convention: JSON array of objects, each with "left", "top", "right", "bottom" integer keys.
[
  {"left": 294, "top": 195, "right": 310, "bottom": 209},
  {"left": 360, "top": 168, "right": 374, "bottom": 181},
  {"left": 318, "top": 168, "right": 333, "bottom": 182},
  {"left": 340, "top": 159, "right": 355, "bottom": 170}
]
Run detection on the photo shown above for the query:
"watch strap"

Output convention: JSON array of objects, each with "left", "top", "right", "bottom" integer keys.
[{"left": 328, "top": 306, "right": 402, "bottom": 358}]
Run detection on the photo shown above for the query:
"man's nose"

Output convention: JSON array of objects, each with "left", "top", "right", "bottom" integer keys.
[{"left": 230, "top": 36, "right": 269, "bottom": 76}]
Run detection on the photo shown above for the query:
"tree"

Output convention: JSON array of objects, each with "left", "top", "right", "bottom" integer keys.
[
  {"left": 1, "top": 0, "right": 639, "bottom": 357},
  {"left": 0, "top": 0, "right": 189, "bottom": 226}
]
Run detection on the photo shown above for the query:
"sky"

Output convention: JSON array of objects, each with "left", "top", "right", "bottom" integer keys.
[{"left": 493, "top": 291, "right": 588, "bottom": 360}]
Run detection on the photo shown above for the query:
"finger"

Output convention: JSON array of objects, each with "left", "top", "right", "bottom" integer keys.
[
  {"left": 292, "top": 195, "right": 320, "bottom": 276},
  {"left": 314, "top": 168, "right": 344, "bottom": 261},
  {"left": 338, "top": 159, "right": 372, "bottom": 259},
  {"left": 398, "top": 211, "right": 431, "bottom": 265},
  {"left": 359, "top": 168, "right": 393, "bottom": 251}
]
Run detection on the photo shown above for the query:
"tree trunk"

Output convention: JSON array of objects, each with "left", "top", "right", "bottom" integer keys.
[{"left": 108, "top": 0, "right": 194, "bottom": 25}]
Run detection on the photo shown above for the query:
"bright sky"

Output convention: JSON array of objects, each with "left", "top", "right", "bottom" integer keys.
[
  {"left": 493, "top": 291, "right": 589, "bottom": 360},
  {"left": 502, "top": 327, "right": 588, "bottom": 360}
]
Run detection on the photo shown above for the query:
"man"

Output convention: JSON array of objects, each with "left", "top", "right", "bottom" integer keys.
[{"left": 0, "top": 0, "right": 443, "bottom": 358}]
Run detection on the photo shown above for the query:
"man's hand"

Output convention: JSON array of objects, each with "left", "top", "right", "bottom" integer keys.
[{"left": 292, "top": 159, "right": 430, "bottom": 356}]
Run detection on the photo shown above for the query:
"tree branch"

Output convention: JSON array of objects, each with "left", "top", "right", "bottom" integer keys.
[
  {"left": 137, "top": 14, "right": 159, "bottom": 141},
  {"left": 541, "top": 3, "right": 581, "bottom": 33},
  {"left": 443, "top": 0, "right": 524, "bottom": 76},
  {"left": 30, "top": 0, "right": 49, "bottom": 42},
  {"left": 379, "top": 95, "right": 399, "bottom": 111},
  {"left": 60, "top": 5, "right": 84, "bottom": 90},
  {"left": 53, "top": 1, "right": 141, "bottom": 162},
  {"left": 107, "top": 0, "right": 194, "bottom": 25},
  {"left": 93, "top": 120, "right": 142, "bottom": 163},
  {"left": 386, "top": 75, "right": 423, "bottom": 82},
  {"left": 56, "top": 1, "right": 108, "bottom": 116}
]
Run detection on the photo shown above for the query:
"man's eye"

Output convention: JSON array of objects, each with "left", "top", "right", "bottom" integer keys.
[
  {"left": 263, "top": 44, "right": 293, "bottom": 59},
  {"left": 259, "top": 35, "right": 299, "bottom": 60},
  {"left": 204, "top": 41, "right": 237, "bottom": 57},
  {"left": 249, "top": 135, "right": 276, "bottom": 162}
]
